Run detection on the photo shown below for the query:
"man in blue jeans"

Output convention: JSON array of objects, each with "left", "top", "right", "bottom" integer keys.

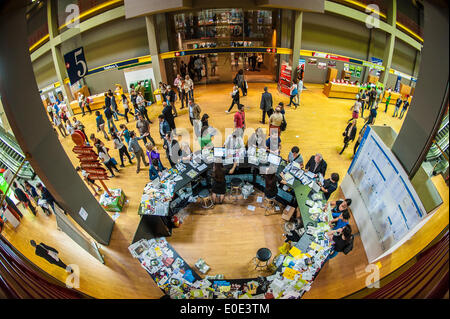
[
  {"left": 392, "top": 97, "right": 403, "bottom": 117},
  {"left": 104, "top": 105, "right": 117, "bottom": 133},
  {"left": 399, "top": 97, "right": 410, "bottom": 119}
]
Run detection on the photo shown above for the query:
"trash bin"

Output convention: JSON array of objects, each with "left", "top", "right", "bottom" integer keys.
[{"left": 153, "top": 88, "right": 163, "bottom": 105}]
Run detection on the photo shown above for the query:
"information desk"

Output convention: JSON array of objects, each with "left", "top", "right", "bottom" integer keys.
[
  {"left": 130, "top": 148, "right": 335, "bottom": 299},
  {"left": 323, "top": 82, "right": 359, "bottom": 99},
  {"left": 69, "top": 92, "right": 131, "bottom": 115}
]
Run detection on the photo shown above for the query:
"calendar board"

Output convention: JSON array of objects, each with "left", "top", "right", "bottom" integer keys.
[{"left": 341, "top": 125, "right": 427, "bottom": 262}]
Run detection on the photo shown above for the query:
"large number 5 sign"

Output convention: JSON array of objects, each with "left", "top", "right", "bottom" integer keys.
[{"left": 64, "top": 47, "right": 88, "bottom": 85}]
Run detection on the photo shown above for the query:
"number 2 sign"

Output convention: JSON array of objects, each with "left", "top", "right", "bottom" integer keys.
[{"left": 64, "top": 47, "right": 88, "bottom": 85}]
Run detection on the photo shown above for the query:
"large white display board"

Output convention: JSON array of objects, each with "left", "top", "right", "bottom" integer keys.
[
  {"left": 123, "top": 65, "right": 155, "bottom": 93},
  {"left": 341, "top": 125, "right": 426, "bottom": 263}
]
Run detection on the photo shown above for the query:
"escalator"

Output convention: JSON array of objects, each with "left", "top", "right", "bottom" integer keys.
[
  {"left": 425, "top": 113, "right": 449, "bottom": 177},
  {"left": 0, "top": 126, "right": 35, "bottom": 180}
]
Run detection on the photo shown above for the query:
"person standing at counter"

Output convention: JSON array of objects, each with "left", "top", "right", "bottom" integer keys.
[
  {"left": 164, "top": 133, "right": 181, "bottom": 167},
  {"left": 288, "top": 146, "right": 304, "bottom": 168},
  {"left": 225, "top": 130, "right": 245, "bottom": 150},
  {"left": 199, "top": 124, "right": 213, "bottom": 150},
  {"left": 324, "top": 198, "right": 352, "bottom": 219},
  {"left": 149, "top": 158, "right": 165, "bottom": 181},
  {"left": 247, "top": 127, "right": 266, "bottom": 149},
  {"left": 319, "top": 173, "right": 339, "bottom": 200},
  {"left": 269, "top": 106, "right": 283, "bottom": 137},
  {"left": 327, "top": 225, "right": 353, "bottom": 259},
  {"left": 162, "top": 102, "right": 176, "bottom": 132},
  {"left": 305, "top": 153, "right": 327, "bottom": 177},
  {"left": 128, "top": 131, "right": 149, "bottom": 174},
  {"left": 264, "top": 173, "right": 278, "bottom": 202},
  {"left": 266, "top": 129, "right": 281, "bottom": 155},
  {"left": 259, "top": 86, "right": 273, "bottom": 124},
  {"left": 211, "top": 162, "right": 227, "bottom": 204},
  {"left": 329, "top": 210, "right": 351, "bottom": 232},
  {"left": 399, "top": 96, "right": 410, "bottom": 119}
]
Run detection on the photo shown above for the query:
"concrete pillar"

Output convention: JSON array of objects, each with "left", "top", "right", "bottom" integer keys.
[
  {"left": 379, "top": 0, "right": 397, "bottom": 87},
  {"left": 47, "top": 0, "right": 74, "bottom": 115},
  {"left": 0, "top": 0, "right": 115, "bottom": 245},
  {"left": 291, "top": 11, "right": 303, "bottom": 76},
  {"left": 391, "top": 1, "right": 449, "bottom": 177},
  {"left": 145, "top": 15, "right": 165, "bottom": 87}
]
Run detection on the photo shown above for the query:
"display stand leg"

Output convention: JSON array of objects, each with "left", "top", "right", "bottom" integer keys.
[{"left": 99, "top": 180, "right": 112, "bottom": 196}]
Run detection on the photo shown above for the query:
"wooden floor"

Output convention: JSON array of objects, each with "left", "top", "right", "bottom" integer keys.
[{"left": 2, "top": 82, "right": 448, "bottom": 299}]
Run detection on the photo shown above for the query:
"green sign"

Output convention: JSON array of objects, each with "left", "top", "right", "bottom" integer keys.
[{"left": 0, "top": 173, "right": 18, "bottom": 205}]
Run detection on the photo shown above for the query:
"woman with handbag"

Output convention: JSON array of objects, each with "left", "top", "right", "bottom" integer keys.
[{"left": 97, "top": 145, "right": 120, "bottom": 178}]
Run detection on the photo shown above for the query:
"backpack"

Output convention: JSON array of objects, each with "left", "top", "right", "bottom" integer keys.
[
  {"left": 343, "top": 235, "right": 354, "bottom": 255},
  {"left": 280, "top": 114, "right": 287, "bottom": 132}
]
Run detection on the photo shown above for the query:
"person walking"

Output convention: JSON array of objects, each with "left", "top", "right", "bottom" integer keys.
[
  {"left": 128, "top": 131, "right": 149, "bottom": 174},
  {"left": 399, "top": 96, "right": 410, "bottom": 119},
  {"left": 360, "top": 89, "right": 368, "bottom": 117},
  {"left": 66, "top": 118, "right": 75, "bottom": 136},
  {"left": 53, "top": 113, "right": 67, "bottom": 138},
  {"left": 287, "top": 81, "right": 299, "bottom": 108},
  {"left": 109, "top": 90, "right": 122, "bottom": 121},
  {"left": 188, "top": 98, "right": 201, "bottom": 126},
  {"left": 30, "top": 240, "right": 72, "bottom": 272},
  {"left": 226, "top": 85, "right": 240, "bottom": 113},
  {"left": 121, "top": 94, "right": 134, "bottom": 123},
  {"left": 233, "top": 69, "right": 246, "bottom": 96},
  {"left": 392, "top": 96, "right": 403, "bottom": 118},
  {"left": 13, "top": 181, "right": 37, "bottom": 215},
  {"left": 348, "top": 98, "right": 362, "bottom": 122},
  {"left": 340, "top": 119, "right": 357, "bottom": 155},
  {"left": 36, "top": 183, "right": 56, "bottom": 214},
  {"left": 95, "top": 110, "right": 110, "bottom": 141},
  {"left": 72, "top": 117, "right": 88, "bottom": 143},
  {"left": 97, "top": 144, "right": 120, "bottom": 178},
  {"left": 111, "top": 131, "right": 133, "bottom": 167},
  {"left": 130, "top": 89, "right": 139, "bottom": 121},
  {"left": 260, "top": 86, "right": 273, "bottom": 124},
  {"left": 104, "top": 92, "right": 118, "bottom": 121},
  {"left": 180, "top": 61, "right": 187, "bottom": 78},
  {"left": 162, "top": 102, "right": 176, "bottom": 131},
  {"left": 47, "top": 103, "right": 54, "bottom": 122},
  {"left": 136, "top": 114, "right": 155, "bottom": 145},
  {"left": 367, "top": 87, "right": 377, "bottom": 110}
]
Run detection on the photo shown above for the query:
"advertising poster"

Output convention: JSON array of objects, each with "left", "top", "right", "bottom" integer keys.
[
  {"left": 317, "top": 62, "right": 327, "bottom": 69},
  {"left": 327, "top": 60, "right": 336, "bottom": 67},
  {"left": 307, "top": 58, "right": 317, "bottom": 65}
]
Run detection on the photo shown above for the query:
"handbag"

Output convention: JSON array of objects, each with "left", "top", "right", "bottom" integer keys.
[{"left": 280, "top": 115, "right": 287, "bottom": 132}]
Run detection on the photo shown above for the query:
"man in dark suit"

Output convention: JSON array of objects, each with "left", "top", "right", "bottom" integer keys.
[
  {"left": 162, "top": 102, "right": 176, "bottom": 131},
  {"left": 30, "top": 240, "right": 72, "bottom": 272},
  {"left": 13, "top": 181, "right": 36, "bottom": 215},
  {"left": 305, "top": 153, "right": 327, "bottom": 177},
  {"left": 260, "top": 86, "right": 273, "bottom": 124}
]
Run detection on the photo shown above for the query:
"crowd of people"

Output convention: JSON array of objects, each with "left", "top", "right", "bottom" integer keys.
[{"left": 42, "top": 69, "right": 411, "bottom": 262}]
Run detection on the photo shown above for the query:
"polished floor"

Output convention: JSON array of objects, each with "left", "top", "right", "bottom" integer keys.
[{"left": 2, "top": 82, "right": 448, "bottom": 299}]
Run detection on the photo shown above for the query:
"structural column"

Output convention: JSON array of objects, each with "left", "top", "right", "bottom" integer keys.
[
  {"left": 145, "top": 15, "right": 165, "bottom": 86},
  {"left": 47, "top": 0, "right": 74, "bottom": 115},
  {"left": 291, "top": 11, "right": 303, "bottom": 76},
  {"left": 379, "top": 0, "right": 397, "bottom": 88}
]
